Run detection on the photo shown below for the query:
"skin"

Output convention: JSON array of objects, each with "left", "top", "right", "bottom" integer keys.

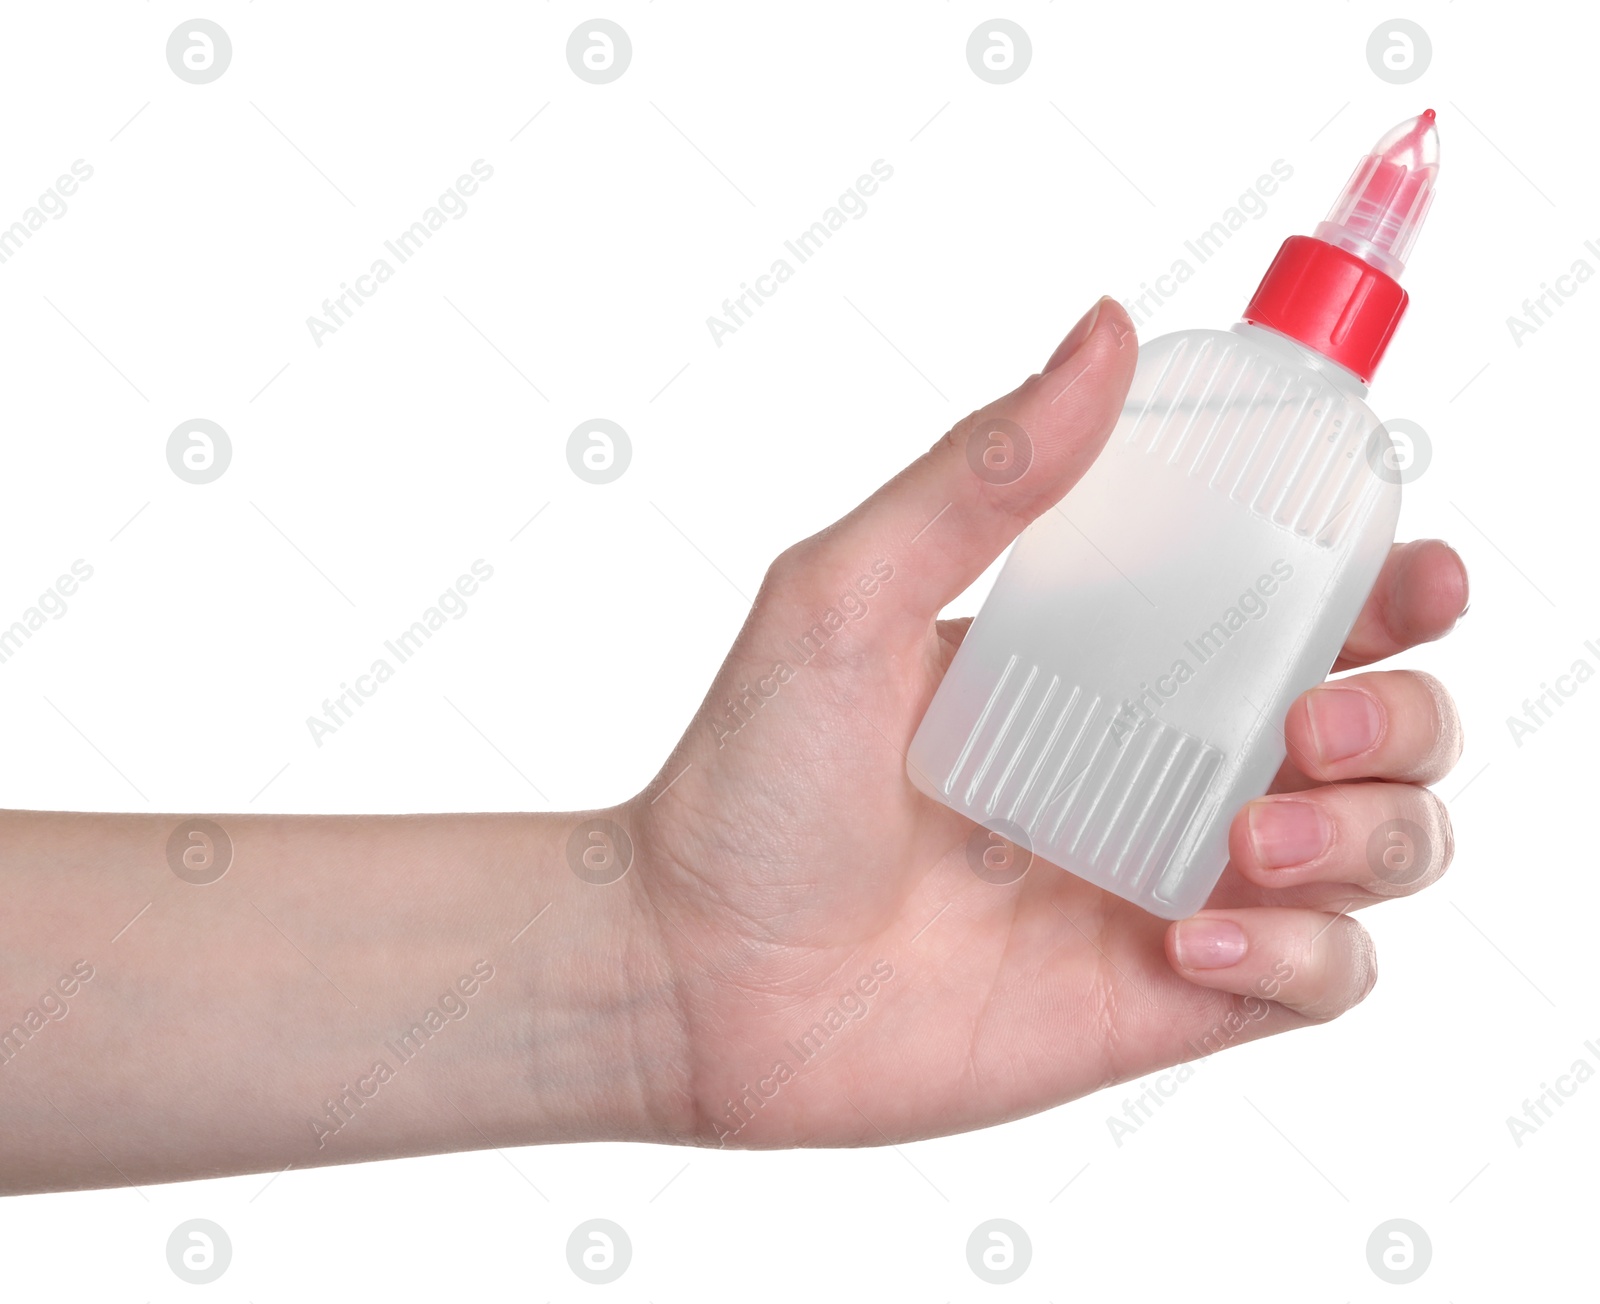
[{"left": 0, "top": 298, "right": 1466, "bottom": 1193}]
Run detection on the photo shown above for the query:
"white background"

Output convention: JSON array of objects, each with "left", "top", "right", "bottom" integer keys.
[{"left": 0, "top": 1, "right": 1592, "bottom": 1299}]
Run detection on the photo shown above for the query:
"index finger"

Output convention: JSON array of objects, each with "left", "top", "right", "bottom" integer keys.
[{"left": 1332, "top": 539, "right": 1468, "bottom": 672}]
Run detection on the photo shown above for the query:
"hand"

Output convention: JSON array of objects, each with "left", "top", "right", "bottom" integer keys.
[
  {"left": 629, "top": 298, "right": 1468, "bottom": 1147},
  {"left": 0, "top": 297, "right": 1467, "bottom": 1194}
]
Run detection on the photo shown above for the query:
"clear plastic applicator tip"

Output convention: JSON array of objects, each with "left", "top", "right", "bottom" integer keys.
[
  {"left": 1242, "top": 111, "right": 1440, "bottom": 382},
  {"left": 1314, "top": 110, "right": 1440, "bottom": 280}
]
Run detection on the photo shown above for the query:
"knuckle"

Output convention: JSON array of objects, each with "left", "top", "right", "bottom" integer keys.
[
  {"left": 761, "top": 536, "right": 837, "bottom": 602},
  {"left": 937, "top": 403, "right": 996, "bottom": 460},
  {"left": 755, "top": 535, "right": 880, "bottom": 670},
  {"left": 937, "top": 402, "right": 1040, "bottom": 522},
  {"left": 762, "top": 541, "right": 810, "bottom": 593},
  {"left": 934, "top": 410, "right": 974, "bottom": 455}
]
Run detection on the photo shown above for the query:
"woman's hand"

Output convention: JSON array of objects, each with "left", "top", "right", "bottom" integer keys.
[
  {"left": 0, "top": 298, "right": 1466, "bottom": 1194},
  {"left": 628, "top": 298, "right": 1468, "bottom": 1147}
]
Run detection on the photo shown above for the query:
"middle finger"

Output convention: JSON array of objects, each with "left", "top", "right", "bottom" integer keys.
[{"left": 1282, "top": 668, "right": 1463, "bottom": 786}]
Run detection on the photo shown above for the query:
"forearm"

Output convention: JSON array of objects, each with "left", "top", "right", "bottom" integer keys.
[{"left": 0, "top": 806, "right": 686, "bottom": 1195}]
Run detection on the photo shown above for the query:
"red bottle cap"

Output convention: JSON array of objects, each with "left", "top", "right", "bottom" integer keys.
[
  {"left": 1243, "top": 235, "right": 1407, "bottom": 384},
  {"left": 1243, "top": 111, "right": 1438, "bottom": 384}
]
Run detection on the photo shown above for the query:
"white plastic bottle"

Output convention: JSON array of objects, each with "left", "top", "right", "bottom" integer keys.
[{"left": 909, "top": 112, "right": 1440, "bottom": 919}]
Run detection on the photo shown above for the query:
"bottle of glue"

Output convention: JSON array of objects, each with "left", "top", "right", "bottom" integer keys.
[{"left": 909, "top": 112, "right": 1441, "bottom": 918}]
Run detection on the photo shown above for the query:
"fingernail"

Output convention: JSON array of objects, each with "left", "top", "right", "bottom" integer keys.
[
  {"left": 1306, "top": 686, "right": 1382, "bottom": 763},
  {"left": 1043, "top": 297, "right": 1106, "bottom": 372},
  {"left": 1248, "top": 799, "right": 1332, "bottom": 869},
  {"left": 1172, "top": 918, "right": 1249, "bottom": 970}
]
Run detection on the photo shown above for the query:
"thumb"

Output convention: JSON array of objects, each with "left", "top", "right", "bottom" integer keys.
[{"left": 812, "top": 296, "right": 1138, "bottom": 637}]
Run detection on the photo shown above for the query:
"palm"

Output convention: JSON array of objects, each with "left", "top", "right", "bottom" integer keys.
[{"left": 637, "top": 610, "right": 1287, "bottom": 1146}]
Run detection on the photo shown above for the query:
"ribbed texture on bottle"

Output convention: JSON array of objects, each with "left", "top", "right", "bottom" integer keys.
[
  {"left": 1121, "top": 334, "right": 1380, "bottom": 547},
  {"left": 941, "top": 655, "right": 1223, "bottom": 903}
]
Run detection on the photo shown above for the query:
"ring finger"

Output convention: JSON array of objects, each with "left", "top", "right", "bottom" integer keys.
[{"left": 1227, "top": 780, "right": 1454, "bottom": 902}]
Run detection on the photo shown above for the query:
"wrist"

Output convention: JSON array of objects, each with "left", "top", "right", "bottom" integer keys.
[{"left": 507, "top": 804, "right": 695, "bottom": 1145}]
